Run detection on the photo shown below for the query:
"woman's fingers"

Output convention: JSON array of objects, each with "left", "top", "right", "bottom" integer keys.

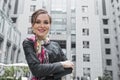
[{"left": 60, "top": 60, "right": 74, "bottom": 69}]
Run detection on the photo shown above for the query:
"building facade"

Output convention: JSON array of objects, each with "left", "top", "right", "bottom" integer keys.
[
  {"left": 76, "top": 0, "right": 120, "bottom": 80},
  {"left": 17, "top": 0, "right": 120, "bottom": 80},
  {"left": 0, "top": 0, "right": 21, "bottom": 64}
]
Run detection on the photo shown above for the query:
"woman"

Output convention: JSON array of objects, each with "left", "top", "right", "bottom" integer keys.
[{"left": 23, "top": 9, "right": 74, "bottom": 80}]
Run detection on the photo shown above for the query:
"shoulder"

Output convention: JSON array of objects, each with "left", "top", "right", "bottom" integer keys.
[
  {"left": 47, "top": 41, "right": 60, "bottom": 48},
  {"left": 22, "top": 38, "right": 34, "bottom": 47}
]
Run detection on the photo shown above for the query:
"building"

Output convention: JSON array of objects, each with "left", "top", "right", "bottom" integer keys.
[
  {"left": 76, "top": 0, "right": 120, "bottom": 80},
  {"left": 0, "top": 0, "right": 21, "bottom": 64},
  {"left": 17, "top": 0, "right": 120, "bottom": 80}
]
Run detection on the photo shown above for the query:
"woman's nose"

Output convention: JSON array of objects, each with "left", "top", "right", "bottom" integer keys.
[{"left": 39, "top": 23, "right": 44, "bottom": 27}]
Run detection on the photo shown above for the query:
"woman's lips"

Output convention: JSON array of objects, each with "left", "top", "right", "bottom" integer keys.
[{"left": 38, "top": 29, "right": 45, "bottom": 33}]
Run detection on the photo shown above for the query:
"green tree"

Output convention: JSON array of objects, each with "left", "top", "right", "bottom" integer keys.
[{"left": 98, "top": 69, "right": 112, "bottom": 80}]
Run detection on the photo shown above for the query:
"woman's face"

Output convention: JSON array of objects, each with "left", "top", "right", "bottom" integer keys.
[{"left": 32, "top": 14, "right": 50, "bottom": 39}]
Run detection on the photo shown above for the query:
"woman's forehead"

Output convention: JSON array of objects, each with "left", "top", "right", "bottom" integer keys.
[{"left": 36, "top": 14, "right": 50, "bottom": 20}]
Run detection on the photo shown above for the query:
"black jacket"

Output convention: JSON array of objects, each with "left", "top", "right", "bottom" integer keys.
[{"left": 22, "top": 39, "right": 72, "bottom": 80}]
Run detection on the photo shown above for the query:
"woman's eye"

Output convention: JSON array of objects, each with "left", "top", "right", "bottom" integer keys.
[
  {"left": 35, "top": 21, "right": 41, "bottom": 24},
  {"left": 44, "top": 21, "right": 49, "bottom": 24}
]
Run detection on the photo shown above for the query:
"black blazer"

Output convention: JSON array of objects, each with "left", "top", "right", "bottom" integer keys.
[{"left": 22, "top": 39, "right": 72, "bottom": 80}]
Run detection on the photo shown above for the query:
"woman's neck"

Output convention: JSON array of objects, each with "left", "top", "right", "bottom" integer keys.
[{"left": 36, "top": 36, "right": 46, "bottom": 41}]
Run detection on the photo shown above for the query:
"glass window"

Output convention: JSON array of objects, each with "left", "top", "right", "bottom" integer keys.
[
  {"left": 82, "top": 6, "right": 88, "bottom": 13},
  {"left": 103, "top": 19, "right": 108, "bottom": 25},
  {"left": 116, "top": 45, "right": 119, "bottom": 51},
  {"left": 30, "top": 5, "right": 36, "bottom": 12},
  {"left": 94, "top": 0, "right": 99, "bottom": 15},
  {"left": 83, "top": 54, "right": 90, "bottom": 62},
  {"left": 14, "top": 0, "right": 18, "bottom": 14},
  {"left": 82, "top": 28, "right": 89, "bottom": 36},
  {"left": 116, "top": 0, "right": 119, "bottom": 3},
  {"left": 72, "top": 55, "right": 76, "bottom": 61},
  {"left": 83, "top": 41, "right": 89, "bottom": 48},
  {"left": 111, "top": 0, "right": 113, "bottom": 3},
  {"left": 51, "top": 0, "right": 66, "bottom": 12},
  {"left": 102, "top": 0, "right": 106, "bottom": 15},
  {"left": 118, "top": 15, "right": 120, "bottom": 21},
  {"left": 106, "top": 59, "right": 112, "bottom": 66},
  {"left": 105, "top": 48, "right": 111, "bottom": 54},
  {"left": 83, "top": 67, "right": 91, "bottom": 78},
  {"left": 104, "top": 38, "right": 110, "bottom": 44},
  {"left": 82, "top": 17, "right": 89, "bottom": 24},
  {"left": 52, "top": 18, "right": 67, "bottom": 25},
  {"left": 28, "top": 27, "right": 32, "bottom": 34},
  {"left": 11, "top": 17, "right": 17, "bottom": 23},
  {"left": 104, "top": 29, "right": 109, "bottom": 34}
]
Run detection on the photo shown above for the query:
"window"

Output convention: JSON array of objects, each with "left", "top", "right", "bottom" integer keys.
[
  {"left": 116, "top": 45, "right": 119, "bottom": 51},
  {"left": 111, "top": 0, "right": 113, "bottom": 3},
  {"left": 71, "top": 18, "right": 76, "bottom": 27},
  {"left": 72, "top": 55, "right": 76, "bottom": 61},
  {"left": 14, "top": 0, "right": 18, "bottom": 14},
  {"left": 104, "top": 38, "right": 110, "bottom": 44},
  {"left": 83, "top": 54, "right": 90, "bottom": 62},
  {"left": 83, "top": 67, "right": 91, "bottom": 78},
  {"left": 113, "top": 19, "right": 116, "bottom": 24},
  {"left": 82, "top": 28, "right": 89, "bottom": 36},
  {"left": 83, "top": 41, "right": 89, "bottom": 48},
  {"left": 94, "top": 0, "right": 99, "bottom": 15},
  {"left": 115, "top": 36, "right": 118, "bottom": 42},
  {"left": 106, "top": 59, "right": 112, "bottom": 66},
  {"left": 104, "top": 29, "right": 109, "bottom": 34},
  {"left": 102, "top": 0, "right": 106, "bottom": 15},
  {"left": 11, "top": 17, "right": 17, "bottom": 23},
  {"left": 116, "top": 0, "right": 119, "bottom": 3},
  {"left": 30, "top": 5, "right": 36, "bottom": 12},
  {"left": 103, "top": 19, "right": 108, "bottom": 25},
  {"left": 52, "top": 18, "right": 67, "bottom": 25},
  {"left": 114, "top": 27, "right": 117, "bottom": 33},
  {"left": 105, "top": 48, "right": 111, "bottom": 54},
  {"left": 117, "top": 7, "right": 120, "bottom": 11},
  {"left": 118, "top": 15, "right": 120, "bottom": 21},
  {"left": 82, "top": 17, "right": 89, "bottom": 24},
  {"left": 28, "top": 27, "right": 32, "bottom": 34},
  {"left": 71, "top": 42, "right": 76, "bottom": 48},
  {"left": 82, "top": 6, "right": 88, "bottom": 13}
]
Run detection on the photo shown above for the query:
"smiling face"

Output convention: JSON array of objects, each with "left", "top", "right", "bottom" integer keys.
[{"left": 32, "top": 13, "right": 51, "bottom": 40}]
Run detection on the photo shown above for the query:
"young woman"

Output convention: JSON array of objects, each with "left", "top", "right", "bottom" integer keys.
[{"left": 23, "top": 9, "right": 74, "bottom": 80}]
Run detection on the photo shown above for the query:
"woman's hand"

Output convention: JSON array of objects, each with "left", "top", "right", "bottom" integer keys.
[{"left": 60, "top": 60, "right": 74, "bottom": 69}]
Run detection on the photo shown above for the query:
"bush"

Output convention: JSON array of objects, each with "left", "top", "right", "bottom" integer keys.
[{"left": 0, "top": 77, "right": 15, "bottom": 80}]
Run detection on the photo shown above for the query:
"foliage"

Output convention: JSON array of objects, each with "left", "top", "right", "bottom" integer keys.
[
  {"left": 2, "top": 66, "right": 14, "bottom": 77},
  {"left": 0, "top": 66, "right": 29, "bottom": 80},
  {"left": 98, "top": 69, "right": 112, "bottom": 80},
  {"left": 21, "top": 67, "right": 29, "bottom": 77}
]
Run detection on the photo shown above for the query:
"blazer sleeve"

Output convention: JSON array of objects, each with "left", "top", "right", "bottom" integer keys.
[
  {"left": 53, "top": 42, "right": 73, "bottom": 79},
  {"left": 22, "top": 40, "right": 65, "bottom": 78},
  {"left": 54, "top": 42, "right": 67, "bottom": 61}
]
